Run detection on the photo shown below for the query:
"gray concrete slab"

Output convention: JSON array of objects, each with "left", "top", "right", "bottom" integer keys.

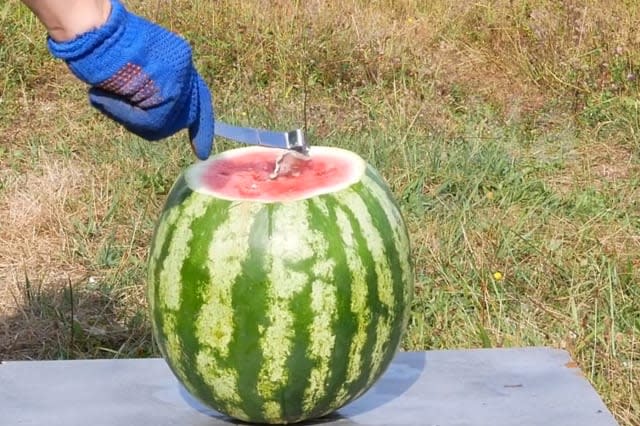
[{"left": 0, "top": 347, "right": 618, "bottom": 425}]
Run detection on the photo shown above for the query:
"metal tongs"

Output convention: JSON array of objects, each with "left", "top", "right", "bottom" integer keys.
[{"left": 214, "top": 122, "right": 310, "bottom": 156}]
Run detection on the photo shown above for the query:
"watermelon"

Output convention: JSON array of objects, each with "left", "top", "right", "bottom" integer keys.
[{"left": 147, "top": 146, "right": 414, "bottom": 424}]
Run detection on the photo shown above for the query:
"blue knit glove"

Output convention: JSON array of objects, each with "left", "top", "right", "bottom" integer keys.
[{"left": 47, "top": 0, "right": 214, "bottom": 160}]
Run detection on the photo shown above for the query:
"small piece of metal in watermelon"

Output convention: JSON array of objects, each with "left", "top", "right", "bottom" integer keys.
[{"left": 269, "top": 151, "right": 312, "bottom": 180}]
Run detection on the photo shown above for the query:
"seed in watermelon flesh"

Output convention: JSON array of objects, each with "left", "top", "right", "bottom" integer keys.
[{"left": 148, "top": 145, "right": 414, "bottom": 424}]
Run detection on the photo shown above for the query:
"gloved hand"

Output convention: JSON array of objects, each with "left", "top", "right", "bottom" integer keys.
[{"left": 47, "top": 0, "right": 214, "bottom": 160}]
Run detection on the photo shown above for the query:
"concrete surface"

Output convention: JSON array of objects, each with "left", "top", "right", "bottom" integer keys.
[{"left": 0, "top": 347, "right": 618, "bottom": 425}]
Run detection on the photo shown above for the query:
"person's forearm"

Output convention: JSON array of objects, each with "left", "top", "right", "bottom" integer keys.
[{"left": 21, "top": 0, "right": 112, "bottom": 41}]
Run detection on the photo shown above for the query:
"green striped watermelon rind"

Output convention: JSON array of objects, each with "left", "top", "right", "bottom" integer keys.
[{"left": 147, "top": 146, "right": 414, "bottom": 424}]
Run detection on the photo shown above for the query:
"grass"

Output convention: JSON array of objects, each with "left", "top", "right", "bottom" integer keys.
[{"left": 1, "top": 0, "right": 639, "bottom": 423}]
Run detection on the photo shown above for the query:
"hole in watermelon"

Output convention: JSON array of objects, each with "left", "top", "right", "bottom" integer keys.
[
  {"left": 269, "top": 151, "right": 311, "bottom": 180},
  {"left": 187, "top": 147, "right": 365, "bottom": 202}
]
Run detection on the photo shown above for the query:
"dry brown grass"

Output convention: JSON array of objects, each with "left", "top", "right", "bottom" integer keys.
[{"left": 0, "top": 158, "right": 88, "bottom": 305}]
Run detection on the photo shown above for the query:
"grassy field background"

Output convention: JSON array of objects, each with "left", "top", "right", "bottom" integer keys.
[{"left": 1, "top": 0, "right": 639, "bottom": 423}]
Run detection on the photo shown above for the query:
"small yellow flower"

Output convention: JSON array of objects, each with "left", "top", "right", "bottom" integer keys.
[{"left": 493, "top": 271, "right": 504, "bottom": 281}]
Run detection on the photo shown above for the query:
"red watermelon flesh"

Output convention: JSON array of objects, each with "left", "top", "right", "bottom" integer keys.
[{"left": 188, "top": 147, "right": 365, "bottom": 202}]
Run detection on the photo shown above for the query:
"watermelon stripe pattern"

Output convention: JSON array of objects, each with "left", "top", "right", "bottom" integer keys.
[{"left": 148, "top": 151, "right": 413, "bottom": 424}]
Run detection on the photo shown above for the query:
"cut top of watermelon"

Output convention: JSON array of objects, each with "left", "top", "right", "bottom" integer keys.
[{"left": 185, "top": 146, "right": 367, "bottom": 202}]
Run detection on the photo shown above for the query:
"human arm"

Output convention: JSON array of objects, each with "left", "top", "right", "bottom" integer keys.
[
  {"left": 20, "top": 0, "right": 111, "bottom": 42},
  {"left": 21, "top": 0, "right": 214, "bottom": 160}
]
